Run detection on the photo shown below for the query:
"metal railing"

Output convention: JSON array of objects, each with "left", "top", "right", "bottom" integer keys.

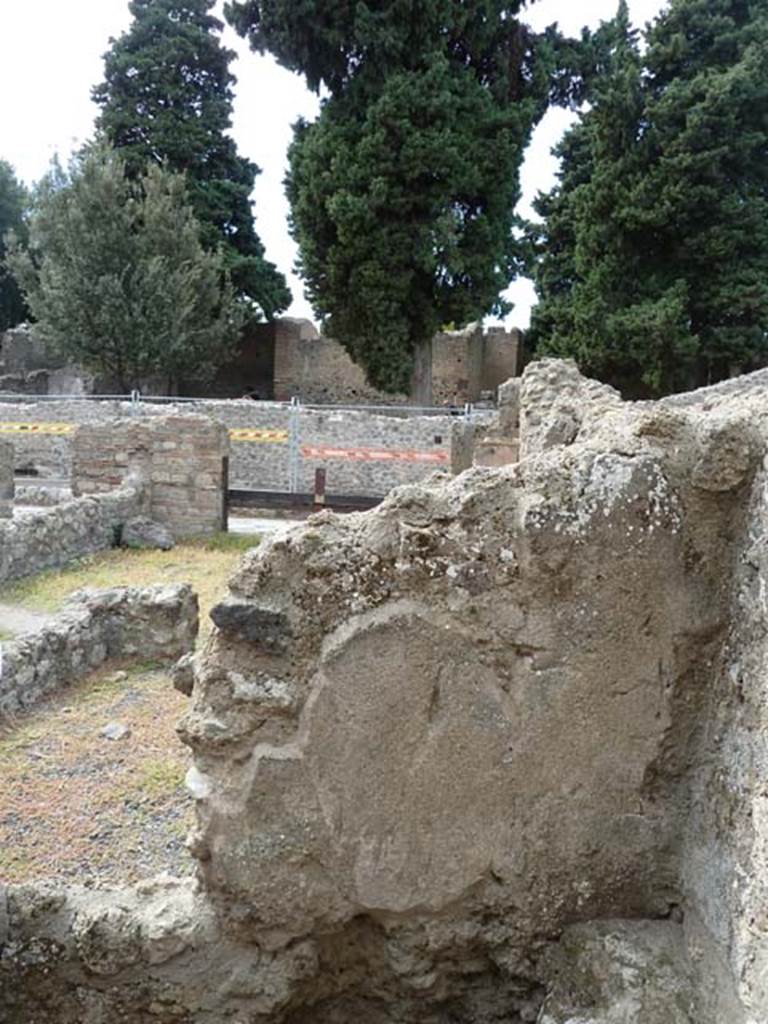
[{"left": 0, "top": 388, "right": 492, "bottom": 418}]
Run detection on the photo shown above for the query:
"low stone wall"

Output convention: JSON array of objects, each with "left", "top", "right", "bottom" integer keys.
[
  {"left": 0, "top": 397, "right": 135, "bottom": 478},
  {"left": 0, "top": 584, "right": 198, "bottom": 716},
  {"left": 12, "top": 482, "right": 68, "bottom": 507},
  {"left": 0, "top": 487, "right": 140, "bottom": 583},
  {"left": 217, "top": 403, "right": 457, "bottom": 496}
]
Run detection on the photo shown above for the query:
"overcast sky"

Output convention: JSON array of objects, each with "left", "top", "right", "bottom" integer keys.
[{"left": 0, "top": 0, "right": 667, "bottom": 327}]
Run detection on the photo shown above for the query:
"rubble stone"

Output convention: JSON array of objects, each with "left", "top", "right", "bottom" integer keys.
[{"left": 122, "top": 515, "right": 175, "bottom": 551}]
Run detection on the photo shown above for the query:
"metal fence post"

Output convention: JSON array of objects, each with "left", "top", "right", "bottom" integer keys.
[
  {"left": 221, "top": 455, "right": 230, "bottom": 533},
  {"left": 288, "top": 397, "right": 301, "bottom": 493}
]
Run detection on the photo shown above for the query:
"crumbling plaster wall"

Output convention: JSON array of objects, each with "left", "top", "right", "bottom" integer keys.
[{"left": 3, "top": 360, "right": 768, "bottom": 1022}]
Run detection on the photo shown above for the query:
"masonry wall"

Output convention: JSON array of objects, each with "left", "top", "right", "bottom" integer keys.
[
  {"left": 1, "top": 320, "right": 522, "bottom": 407},
  {"left": 0, "top": 584, "right": 198, "bottom": 715},
  {"left": 0, "top": 397, "right": 135, "bottom": 479},
  {"left": 272, "top": 319, "right": 409, "bottom": 405},
  {"left": 73, "top": 415, "right": 229, "bottom": 537},
  {"left": 271, "top": 319, "right": 521, "bottom": 405},
  {"left": 482, "top": 327, "right": 522, "bottom": 393},
  {"left": 0, "top": 326, "right": 67, "bottom": 374},
  {"left": 431, "top": 327, "right": 485, "bottom": 405},
  {"left": 0, "top": 487, "right": 141, "bottom": 583},
  {"left": 0, "top": 400, "right": 459, "bottom": 498},
  {"left": 180, "top": 321, "right": 276, "bottom": 400}
]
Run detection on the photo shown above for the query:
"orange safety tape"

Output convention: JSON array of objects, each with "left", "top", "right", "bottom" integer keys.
[{"left": 301, "top": 444, "right": 449, "bottom": 464}]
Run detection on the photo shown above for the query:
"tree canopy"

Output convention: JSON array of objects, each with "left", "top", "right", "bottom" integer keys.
[
  {"left": 228, "top": 0, "right": 553, "bottom": 396},
  {"left": 6, "top": 146, "right": 242, "bottom": 393},
  {"left": 529, "top": 0, "right": 768, "bottom": 397},
  {"left": 0, "top": 161, "right": 29, "bottom": 332},
  {"left": 93, "top": 0, "right": 290, "bottom": 319}
]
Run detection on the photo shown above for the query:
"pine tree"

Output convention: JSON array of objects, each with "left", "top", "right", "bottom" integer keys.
[
  {"left": 6, "top": 146, "right": 242, "bottom": 392},
  {"left": 0, "top": 161, "right": 29, "bottom": 331},
  {"left": 530, "top": 0, "right": 768, "bottom": 396},
  {"left": 93, "top": 0, "right": 290, "bottom": 319},
  {"left": 227, "top": 1, "right": 553, "bottom": 396}
]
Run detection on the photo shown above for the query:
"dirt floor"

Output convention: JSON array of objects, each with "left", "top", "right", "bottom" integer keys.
[{"left": 0, "top": 533, "right": 260, "bottom": 885}]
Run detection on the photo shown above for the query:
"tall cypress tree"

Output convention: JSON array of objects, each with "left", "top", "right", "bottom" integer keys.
[
  {"left": 94, "top": 0, "right": 291, "bottom": 319},
  {"left": 530, "top": 0, "right": 768, "bottom": 397},
  {"left": 227, "top": 1, "right": 554, "bottom": 397},
  {"left": 0, "top": 161, "right": 29, "bottom": 331}
]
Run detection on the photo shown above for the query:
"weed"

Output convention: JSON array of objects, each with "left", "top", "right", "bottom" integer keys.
[{"left": 137, "top": 758, "right": 187, "bottom": 798}]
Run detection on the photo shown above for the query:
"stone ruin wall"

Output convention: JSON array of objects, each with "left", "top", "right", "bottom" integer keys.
[
  {"left": 0, "top": 584, "right": 198, "bottom": 717},
  {"left": 72, "top": 414, "right": 229, "bottom": 538},
  {"left": 0, "top": 320, "right": 521, "bottom": 407},
  {"left": 0, "top": 486, "right": 142, "bottom": 584},
  {"left": 0, "top": 439, "right": 13, "bottom": 517},
  {"left": 0, "top": 325, "right": 95, "bottom": 396},
  {"left": 3, "top": 361, "right": 768, "bottom": 1021},
  {"left": 272, "top": 318, "right": 521, "bottom": 405},
  {"left": 0, "top": 414, "right": 227, "bottom": 586},
  {"left": 0, "top": 398, "right": 463, "bottom": 498}
]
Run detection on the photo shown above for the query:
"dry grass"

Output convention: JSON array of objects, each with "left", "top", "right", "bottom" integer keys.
[
  {"left": 0, "top": 661, "right": 193, "bottom": 885},
  {"left": 0, "top": 530, "right": 261, "bottom": 885},
  {"left": 0, "top": 531, "right": 259, "bottom": 636}
]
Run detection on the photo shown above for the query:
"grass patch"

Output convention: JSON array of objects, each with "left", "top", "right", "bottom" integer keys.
[
  {"left": 137, "top": 757, "right": 187, "bottom": 798},
  {"left": 0, "top": 849, "right": 34, "bottom": 878},
  {"left": 0, "top": 665, "right": 194, "bottom": 884},
  {"left": 0, "top": 531, "right": 260, "bottom": 633},
  {"left": 189, "top": 532, "right": 261, "bottom": 554}
]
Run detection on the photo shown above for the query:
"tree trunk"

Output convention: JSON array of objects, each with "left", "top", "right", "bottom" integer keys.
[{"left": 409, "top": 336, "right": 433, "bottom": 406}]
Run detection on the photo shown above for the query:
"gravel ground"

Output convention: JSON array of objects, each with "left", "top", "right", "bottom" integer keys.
[{"left": 0, "top": 661, "right": 194, "bottom": 885}]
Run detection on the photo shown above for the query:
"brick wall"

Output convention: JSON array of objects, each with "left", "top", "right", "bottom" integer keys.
[
  {"left": 431, "top": 327, "right": 484, "bottom": 405},
  {"left": 481, "top": 328, "right": 521, "bottom": 394},
  {"left": 73, "top": 415, "right": 229, "bottom": 538}
]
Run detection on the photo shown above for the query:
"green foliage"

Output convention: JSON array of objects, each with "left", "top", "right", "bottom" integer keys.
[
  {"left": 228, "top": 0, "right": 552, "bottom": 394},
  {"left": 226, "top": 0, "right": 544, "bottom": 100},
  {"left": 0, "top": 161, "right": 29, "bottom": 331},
  {"left": 93, "top": 0, "right": 290, "bottom": 318},
  {"left": 6, "top": 145, "right": 242, "bottom": 392},
  {"left": 529, "top": 0, "right": 768, "bottom": 397}
]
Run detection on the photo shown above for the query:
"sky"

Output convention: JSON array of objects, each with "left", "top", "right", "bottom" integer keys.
[{"left": 0, "top": 0, "right": 667, "bottom": 328}]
